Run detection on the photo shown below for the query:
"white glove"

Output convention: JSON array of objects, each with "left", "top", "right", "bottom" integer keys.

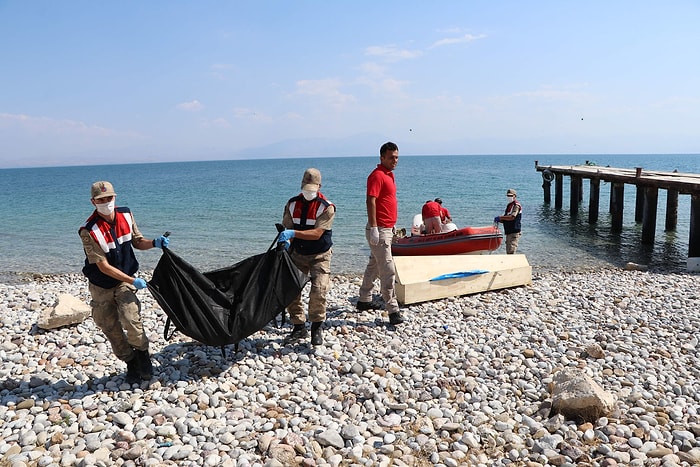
[{"left": 369, "top": 226, "right": 380, "bottom": 246}]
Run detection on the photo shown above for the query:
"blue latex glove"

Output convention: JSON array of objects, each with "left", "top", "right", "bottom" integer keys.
[
  {"left": 493, "top": 216, "right": 500, "bottom": 223},
  {"left": 278, "top": 229, "right": 295, "bottom": 243},
  {"left": 154, "top": 236, "right": 169, "bottom": 249},
  {"left": 132, "top": 278, "right": 148, "bottom": 289}
]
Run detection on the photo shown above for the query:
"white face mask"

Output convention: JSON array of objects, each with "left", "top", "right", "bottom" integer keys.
[
  {"left": 506, "top": 196, "right": 514, "bottom": 203},
  {"left": 302, "top": 190, "right": 318, "bottom": 201},
  {"left": 95, "top": 200, "right": 115, "bottom": 216}
]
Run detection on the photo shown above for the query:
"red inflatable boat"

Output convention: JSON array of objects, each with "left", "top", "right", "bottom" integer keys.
[{"left": 392, "top": 225, "right": 503, "bottom": 256}]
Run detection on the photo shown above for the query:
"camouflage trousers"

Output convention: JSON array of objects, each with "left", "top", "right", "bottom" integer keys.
[
  {"left": 89, "top": 282, "right": 149, "bottom": 362},
  {"left": 506, "top": 232, "right": 521, "bottom": 254},
  {"left": 287, "top": 249, "right": 332, "bottom": 324}
]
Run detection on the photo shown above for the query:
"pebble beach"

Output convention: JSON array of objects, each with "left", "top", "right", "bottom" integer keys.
[{"left": 1, "top": 268, "right": 699, "bottom": 467}]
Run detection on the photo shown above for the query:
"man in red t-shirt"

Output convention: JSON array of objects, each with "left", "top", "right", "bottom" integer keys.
[
  {"left": 356, "top": 142, "right": 404, "bottom": 325},
  {"left": 421, "top": 200, "right": 442, "bottom": 234}
]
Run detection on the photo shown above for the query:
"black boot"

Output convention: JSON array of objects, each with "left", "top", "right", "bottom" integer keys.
[
  {"left": 389, "top": 312, "right": 405, "bottom": 325},
  {"left": 310, "top": 322, "right": 323, "bottom": 345},
  {"left": 134, "top": 349, "right": 153, "bottom": 380},
  {"left": 284, "top": 324, "right": 308, "bottom": 343},
  {"left": 125, "top": 356, "right": 140, "bottom": 384}
]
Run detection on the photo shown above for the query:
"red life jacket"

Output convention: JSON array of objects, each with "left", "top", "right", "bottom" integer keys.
[
  {"left": 503, "top": 200, "right": 522, "bottom": 234},
  {"left": 286, "top": 192, "right": 334, "bottom": 255},
  {"left": 79, "top": 207, "right": 139, "bottom": 288}
]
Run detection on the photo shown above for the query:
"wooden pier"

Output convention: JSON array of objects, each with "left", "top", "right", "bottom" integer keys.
[{"left": 534, "top": 161, "right": 700, "bottom": 271}]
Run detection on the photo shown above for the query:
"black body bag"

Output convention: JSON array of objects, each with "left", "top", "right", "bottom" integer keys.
[{"left": 148, "top": 243, "right": 307, "bottom": 354}]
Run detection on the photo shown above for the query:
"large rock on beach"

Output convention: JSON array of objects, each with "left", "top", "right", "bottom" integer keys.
[
  {"left": 550, "top": 367, "right": 616, "bottom": 422},
  {"left": 37, "top": 293, "right": 91, "bottom": 330}
]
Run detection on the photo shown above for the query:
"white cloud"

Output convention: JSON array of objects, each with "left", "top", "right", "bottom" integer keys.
[
  {"left": 0, "top": 112, "right": 144, "bottom": 165},
  {"left": 429, "top": 33, "right": 486, "bottom": 49},
  {"left": 176, "top": 100, "right": 204, "bottom": 112},
  {"left": 295, "top": 79, "right": 356, "bottom": 107},
  {"left": 285, "top": 112, "right": 304, "bottom": 121},
  {"left": 0, "top": 112, "right": 135, "bottom": 137},
  {"left": 512, "top": 85, "right": 590, "bottom": 102},
  {"left": 209, "top": 63, "right": 234, "bottom": 80},
  {"left": 354, "top": 62, "right": 410, "bottom": 96},
  {"left": 356, "top": 76, "right": 410, "bottom": 96},
  {"left": 436, "top": 27, "right": 464, "bottom": 34},
  {"left": 365, "top": 45, "right": 422, "bottom": 61},
  {"left": 358, "top": 62, "right": 386, "bottom": 79}
]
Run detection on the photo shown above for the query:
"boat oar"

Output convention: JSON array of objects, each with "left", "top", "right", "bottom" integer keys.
[{"left": 429, "top": 270, "right": 489, "bottom": 281}]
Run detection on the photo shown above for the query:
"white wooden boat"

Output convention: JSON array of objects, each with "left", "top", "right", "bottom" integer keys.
[{"left": 394, "top": 254, "right": 532, "bottom": 305}]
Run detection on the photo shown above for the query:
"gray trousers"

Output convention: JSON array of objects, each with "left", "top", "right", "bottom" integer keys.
[{"left": 359, "top": 226, "right": 400, "bottom": 315}]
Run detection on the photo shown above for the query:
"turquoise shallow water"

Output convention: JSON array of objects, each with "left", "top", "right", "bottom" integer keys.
[{"left": 1, "top": 153, "right": 699, "bottom": 278}]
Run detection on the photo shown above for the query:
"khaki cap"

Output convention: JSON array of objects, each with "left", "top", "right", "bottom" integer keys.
[
  {"left": 91, "top": 181, "right": 116, "bottom": 199},
  {"left": 301, "top": 168, "right": 321, "bottom": 190}
]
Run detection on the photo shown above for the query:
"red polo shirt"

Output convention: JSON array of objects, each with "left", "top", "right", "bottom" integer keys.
[
  {"left": 422, "top": 201, "right": 441, "bottom": 218},
  {"left": 367, "top": 164, "right": 397, "bottom": 228}
]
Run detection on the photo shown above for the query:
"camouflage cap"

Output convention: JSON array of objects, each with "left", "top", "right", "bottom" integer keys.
[
  {"left": 91, "top": 181, "right": 116, "bottom": 199},
  {"left": 301, "top": 168, "right": 321, "bottom": 190}
]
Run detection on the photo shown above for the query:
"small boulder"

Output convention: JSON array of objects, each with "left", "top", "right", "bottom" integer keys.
[
  {"left": 37, "top": 294, "right": 91, "bottom": 330},
  {"left": 584, "top": 343, "right": 605, "bottom": 359},
  {"left": 551, "top": 368, "right": 615, "bottom": 422},
  {"left": 268, "top": 444, "right": 296, "bottom": 465},
  {"left": 316, "top": 429, "right": 344, "bottom": 449}
]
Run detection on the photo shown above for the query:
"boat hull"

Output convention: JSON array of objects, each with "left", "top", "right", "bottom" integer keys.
[{"left": 392, "top": 225, "right": 502, "bottom": 256}]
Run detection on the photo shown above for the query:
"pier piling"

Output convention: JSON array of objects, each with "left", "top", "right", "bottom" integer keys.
[
  {"left": 666, "top": 188, "right": 678, "bottom": 231},
  {"left": 611, "top": 183, "right": 624, "bottom": 232},
  {"left": 641, "top": 187, "right": 658, "bottom": 245},
  {"left": 570, "top": 175, "right": 581, "bottom": 216},
  {"left": 555, "top": 173, "right": 563, "bottom": 209},
  {"left": 634, "top": 186, "right": 644, "bottom": 223},
  {"left": 588, "top": 178, "right": 600, "bottom": 224}
]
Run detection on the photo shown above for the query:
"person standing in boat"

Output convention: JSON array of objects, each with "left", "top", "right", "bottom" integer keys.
[
  {"left": 494, "top": 188, "right": 522, "bottom": 254},
  {"left": 356, "top": 142, "right": 404, "bottom": 325},
  {"left": 277, "top": 168, "right": 336, "bottom": 346},
  {"left": 421, "top": 199, "right": 442, "bottom": 235}
]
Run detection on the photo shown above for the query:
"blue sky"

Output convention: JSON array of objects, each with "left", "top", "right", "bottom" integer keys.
[{"left": 1, "top": 1, "right": 699, "bottom": 168}]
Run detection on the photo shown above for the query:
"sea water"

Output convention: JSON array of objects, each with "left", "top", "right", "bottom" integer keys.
[{"left": 1, "top": 153, "right": 699, "bottom": 279}]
